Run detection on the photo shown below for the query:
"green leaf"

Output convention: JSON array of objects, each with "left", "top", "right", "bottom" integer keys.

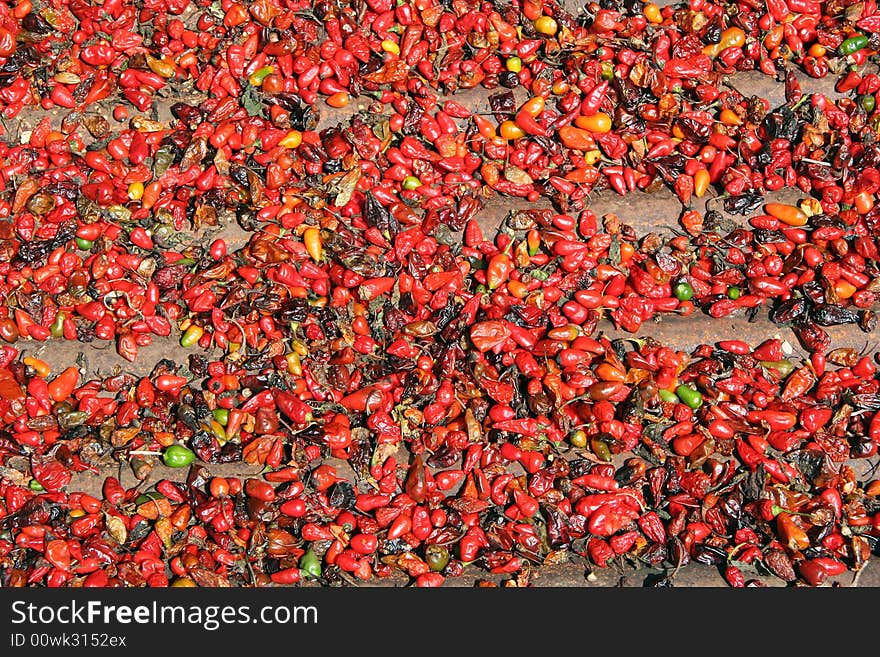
[
  {"left": 609, "top": 234, "right": 621, "bottom": 266},
  {"left": 241, "top": 86, "right": 265, "bottom": 118},
  {"left": 208, "top": 0, "right": 225, "bottom": 20}
]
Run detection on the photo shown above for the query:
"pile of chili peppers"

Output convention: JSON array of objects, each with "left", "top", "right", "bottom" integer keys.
[{"left": 1, "top": 0, "right": 880, "bottom": 587}]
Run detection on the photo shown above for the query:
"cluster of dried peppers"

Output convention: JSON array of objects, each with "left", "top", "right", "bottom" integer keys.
[
  {"left": 0, "top": 0, "right": 879, "bottom": 587},
  {"left": 3, "top": 335, "right": 880, "bottom": 587}
]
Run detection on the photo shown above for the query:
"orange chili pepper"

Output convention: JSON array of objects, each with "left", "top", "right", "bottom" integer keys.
[
  {"left": 558, "top": 125, "right": 597, "bottom": 150},
  {"left": 303, "top": 226, "right": 323, "bottom": 262},
  {"left": 22, "top": 357, "right": 51, "bottom": 378},
  {"left": 326, "top": 91, "right": 350, "bottom": 108},
  {"left": 777, "top": 512, "right": 811, "bottom": 551},
  {"left": 574, "top": 112, "right": 612, "bottom": 133},
  {"left": 703, "top": 27, "right": 746, "bottom": 57},
  {"left": 694, "top": 168, "right": 711, "bottom": 198},
  {"left": 765, "top": 203, "right": 808, "bottom": 226},
  {"left": 486, "top": 252, "right": 514, "bottom": 290}
]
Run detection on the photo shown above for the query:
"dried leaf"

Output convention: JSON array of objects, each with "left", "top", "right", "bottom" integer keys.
[
  {"left": 0, "top": 466, "right": 31, "bottom": 486},
  {"left": 504, "top": 165, "right": 533, "bottom": 185},
  {"left": 332, "top": 168, "right": 361, "bottom": 208},
  {"left": 82, "top": 114, "right": 110, "bottom": 138},
  {"left": 241, "top": 86, "right": 265, "bottom": 118},
  {"left": 105, "top": 513, "right": 128, "bottom": 545},
  {"left": 53, "top": 72, "right": 81, "bottom": 85},
  {"left": 188, "top": 567, "right": 231, "bottom": 587},
  {"left": 192, "top": 203, "right": 218, "bottom": 229},
  {"left": 154, "top": 517, "right": 174, "bottom": 549},
  {"left": 371, "top": 442, "right": 399, "bottom": 470},
  {"left": 130, "top": 116, "right": 166, "bottom": 132},
  {"left": 111, "top": 427, "right": 140, "bottom": 447},
  {"left": 542, "top": 549, "right": 571, "bottom": 566},
  {"left": 242, "top": 436, "right": 274, "bottom": 465}
]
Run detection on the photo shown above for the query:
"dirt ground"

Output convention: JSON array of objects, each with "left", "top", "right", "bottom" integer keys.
[{"left": 13, "top": 3, "right": 879, "bottom": 587}]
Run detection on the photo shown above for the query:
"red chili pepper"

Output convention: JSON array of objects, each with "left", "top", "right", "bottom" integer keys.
[
  {"left": 275, "top": 391, "right": 313, "bottom": 424},
  {"left": 580, "top": 80, "right": 609, "bottom": 116},
  {"left": 514, "top": 108, "right": 547, "bottom": 137}
]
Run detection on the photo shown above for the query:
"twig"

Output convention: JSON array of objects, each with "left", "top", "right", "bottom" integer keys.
[{"left": 851, "top": 564, "right": 866, "bottom": 588}]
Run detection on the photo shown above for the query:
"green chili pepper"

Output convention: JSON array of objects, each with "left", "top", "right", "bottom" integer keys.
[
  {"left": 673, "top": 281, "right": 694, "bottom": 301},
  {"left": 75, "top": 237, "right": 93, "bottom": 250},
  {"left": 29, "top": 479, "right": 45, "bottom": 491},
  {"left": 506, "top": 56, "right": 522, "bottom": 73},
  {"left": 153, "top": 144, "right": 175, "bottom": 177},
  {"left": 760, "top": 359, "right": 795, "bottom": 378},
  {"left": 839, "top": 34, "right": 868, "bottom": 56},
  {"left": 57, "top": 410, "right": 89, "bottom": 430},
  {"left": 727, "top": 286, "right": 741, "bottom": 300},
  {"left": 658, "top": 388, "right": 679, "bottom": 404},
  {"left": 591, "top": 437, "right": 613, "bottom": 461},
  {"left": 425, "top": 545, "right": 450, "bottom": 572},
  {"left": 569, "top": 429, "right": 588, "bottom": 448},
  {"left": 860, "top": 94, "right": 876, "bottom": 114},
  {"left": 150, "top": 224, "right": 175, "bottom": 244},
  {"left": 213, "top": 408, "right": 229, "bottom": 426},
  {"left": 675, "top": 384, "right": 703, "bottom": 409},
  {"left": 300, "top": 547, "right": 322, "bottom": 579},
  {"left": 163, "top": 444, "right": 196, "bottom": 468},
  {"left": 180, "top": 325, "right": 204, "bottom": 348},
  {"left": 49, "top": 311, "right": 66, "bottom": 338},
  {"left": 402, "top": 175, "right": 422, "bottom": 190}
]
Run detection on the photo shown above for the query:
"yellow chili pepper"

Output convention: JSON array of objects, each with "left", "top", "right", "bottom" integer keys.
[
  {"left": 127, "top": 181, "right": 144, "bottom": 201},
  {"left": 285, "top": 352, "right": 303, "bottom": 376},
  {"left": 533, "top": 16, "right": 557, "bottom": 35},
  {"left": 279, "top": 130, "right": 302, "bottom": 149},
  {"left": 702, "top": 27, "right": 746, "bottom": 58},
  {"left": 644, "top": 2, "right": 662, "bottom": 23},
  {"left": 583, "top": 149, "right": 602, "bottom": 165},
  {"left": 380, "top": 40, "right": 400, "bottom": 55}
]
